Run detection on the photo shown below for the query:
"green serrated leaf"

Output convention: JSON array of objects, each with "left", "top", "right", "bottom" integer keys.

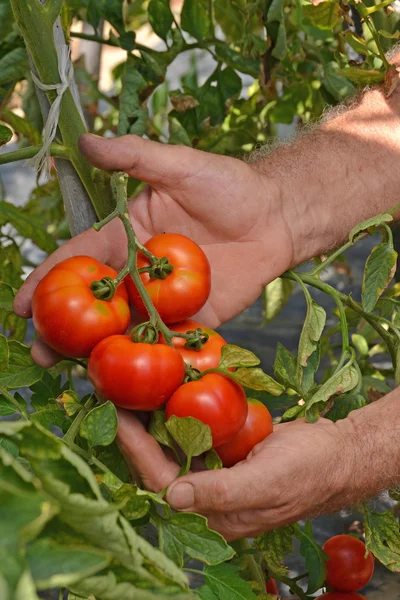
[
  {"left": 0, "top": 341, "right": 43, "bottom": 390},
  {"left": 337, "top": 68, "right": 385, "bottom": 85},
  {"left": 166, "top": 416, "right": 212, "bottom": 460},
  {"left": 349, "top": 213, "right": 393, "bottom": 241},
  {"left": 281, "top": 403, "right": 305, "bottom": 422},
  {"left": 169, "top": 116, "right": 192, "bottom": 147},
  {"left": 298, "top": 298, "right": 326, "bottom": 369},
  {"left": 362, "top": 243, "right": 397, "bottom": 313},
  {"left": 325, "top": 392, "right": 366, "bottom": 422},
  {"left": 56, "top": 390, "right": 82, "bottom": 417},
  {"left": 148, "top": 0, "right": 174, "bottom": 40},
  {"left": 0, "top": 334, "right": 8, "bottom": 372},
  {"left": 231, "top": 368, "right": 283, "bottom": 394},
  {"left": 159, "top": 512, "right": 235, "bottom": 568},
  {"left": 181, "top": 0, "right": 213, "bottom": 40},
  {"left": 306, "top": 362, "right": 359, "bottom": 416},
  {"left": 273, "top": 343, "right": 298, "bottom": 391},
  {"left": 263, "top": 278, "right": 294, "bottom": 324},
  {"left": 364, "top": 508, "right": 400, "bottom": 571},
  {"left": 0, "top": 281, "right": 16, "bottom": 311},
  {"left": 302, "top": 1, "right": 341, "bottom": 30},
  {"left": 118, "top": 58, "right": 148, "bottom": 137},
  {"left": 80, "top": 402, "right": 118, "bottom": 448},
  {"left": 295, "top": 522, "right": 327, "bottom": 593},
  {"left": 323, "top": 71, "right": 355, "bottom": 101},
  {"left": 0, "top": 202, "right": 57, "bottom": 254},
  {"left": 254, "top": 526, "right": 294, "bottom": 578},
  {"left": 205, "top": 449, "right": 223, "bottom": 470},
  {"left": 219, "top": 344, "right": 260, "bottom": 369},
  {"left": 204, "top": 563, "right": 258, "bottom": 600},
  {"left": 114, "top": 484, "right": 152, "bottom": 521},
  {"left": 148, "top": 410, "right": 176, "bottom": 450},
  {"left": 214, "top": 42, "right": 260, "bottom": 76}
]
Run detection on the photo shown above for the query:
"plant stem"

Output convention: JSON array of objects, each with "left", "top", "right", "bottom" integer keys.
[
  {"left": 69, "top": 441, "right": 119, "bottom": 478},
  {"left": 0, "top": 143, "right": 68, "bottom": 166},
  {"left": 364, "top": 15, "right": 390, "bottom": 67},
  {"left": 231, "top": 538, "right": 265, "bottom": 591},
  {"left": 311, "top": 240, "right": 354, "bottom": 277},
  {"left": 63, "top": 394, "right": 97, "bottom": 445},
  {"left": 0, "top": 388, "right": 28, "bottom": 418},
  {"left": 277, "top": 574, "right": 310, "bottom": 600}
]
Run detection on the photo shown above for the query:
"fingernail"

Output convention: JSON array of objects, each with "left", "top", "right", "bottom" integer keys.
[{"left": 167, "top": 482, "right": 195, "bottom": 509}]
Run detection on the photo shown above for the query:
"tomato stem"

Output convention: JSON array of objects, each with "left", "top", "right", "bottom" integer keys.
[
  {"left": 231, "top": 538, "right": 266, "bottom": 591},
  {"left": 63, "top": 394, "right": 97, "bottom": 446}
]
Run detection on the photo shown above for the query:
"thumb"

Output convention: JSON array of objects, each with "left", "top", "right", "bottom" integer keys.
[
  {"left": 166, "top": 458, "right": 267, "bottom": 514},
  {"left": 79, "top": 133, "right": 208, "bottom": 187}
]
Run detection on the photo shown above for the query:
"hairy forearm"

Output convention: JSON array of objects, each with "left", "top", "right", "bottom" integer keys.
[
  {"left": 255, "top": 70, "right": 400, "bottom": 265},
  {"left": 337, "top": 390, "right": 400, "bottom": 504}
]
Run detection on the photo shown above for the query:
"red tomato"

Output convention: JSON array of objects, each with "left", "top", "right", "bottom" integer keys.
[
  {"left": 320, "top": 594, "right": 367, "bottom": 600},
  {"left": 127, "top": 234, "right": 211, "bottom": 323},
  {"left": 32, "top": 256, "right": 130, "bottom": 358},
  {"left": 88, "top": 336, "right": 185, "bottom": 410},
  {"left": 162, "top": 319, "right": 226, "bottom": 371},
  {"left": 266, "top": 578, "right": 279, "bottom": 595},
  {"left": 166, "top": 373, "right": 247, "bottom": 447},
  {"left": 323, "top": 535, "right": 374, "bottom": 592},
  {"left": 216, "top": 399, "right": 273, "bottom": 467}
]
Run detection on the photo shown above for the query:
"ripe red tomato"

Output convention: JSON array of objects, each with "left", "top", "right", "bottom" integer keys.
[
  {"left": 266, "top": 578, "right": 279, "bottom": 595},
  {"left": 216, "top": 399, "right": 273, "bottom": 467},
  {"left": 323, "top": 535, "right": 374, "bottom": 592},
  {"left": 320, "top": 594, "right": 367, "bottom": 600},
  {"left": 32, "top": 256, "right": 130, "bottom": 358},
  {"left": 127, "top": 233, "right": 211, "bottom": 323},
  {"left": 88, "top": 336, "right": 185, "bottom": 410},
  {"left": 162, "top": 319, "right": 226, "bottom": 371},
  {"left": 165, "top": 373, "right": 247, "bottom": 447}
]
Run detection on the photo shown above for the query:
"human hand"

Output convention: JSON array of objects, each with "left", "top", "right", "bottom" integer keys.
[
  {"left": 116, "top": 410, "right": 357, "bottom": 541},
  {"left": 14, "top": 133, "right": 296, "bottom": 366}
]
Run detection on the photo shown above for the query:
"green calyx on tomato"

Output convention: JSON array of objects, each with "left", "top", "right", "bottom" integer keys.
[
  {"left": 127, "top": 233, "right": 211, "bottom": 324},
  {"left": 32, "top": 256, "right": 130, "bottom": 358},
  {"left": 165, "top": 373, "right": 248, "bottom": 447},
  {"left": 130, "top": 321, "right": 159, "bottom": 344},
  {"left": 88, "top": 335, "right": 185, "bottom": 411},
  {"left": 216, "top": 399, "right": 273, "bottom": 467},
  {"left": 323, "top": 535, "right": 374, "bottom": 593}
]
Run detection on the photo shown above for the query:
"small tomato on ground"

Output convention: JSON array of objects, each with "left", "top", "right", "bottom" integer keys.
[
  {"left": 216, "top": 399, "right": 273, "bottom": 467},
  {"left": 323, "top": 535, "right": 374, "bottom": 593},
  {"left": 32, "top": 256, "right": 130, "bottom": 357},
  {"left": 166, "top": 373, "right": 247, "bottom": 447},
  {"left": 88, "top": 336, "right": 185, "bottom": 410},
  {"left": 127, "top": 233, "right": 211, "bottom": 323}
]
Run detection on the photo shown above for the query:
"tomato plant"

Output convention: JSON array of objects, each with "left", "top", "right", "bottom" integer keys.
[
  {"left": 88, "top": 335, "right": 185, "bottom": 410},
  {"left": 162, "top": 319, "right": 227, "bottom": 371},
  {"left": 216, "top": 399, "right": 273, "bottom": 467},
  {"left": 1, "top": 0, "right": 400, "bottom": 598},
  {"left": 32, "top": 256, "right": 130, "bottom": 357},
  {"left": 323, "top": 535, "right": 375, "bottom": 592},
  {"left": 127, "top": 234, "right": 211, "bottom": 323},
  {"left": 166, "top": 373, "right": 248, "bottom": 447}
]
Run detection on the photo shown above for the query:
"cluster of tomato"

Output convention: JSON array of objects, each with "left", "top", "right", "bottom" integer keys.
[{"left": 32, "top": 233, "right": 273, "bottom": 466}]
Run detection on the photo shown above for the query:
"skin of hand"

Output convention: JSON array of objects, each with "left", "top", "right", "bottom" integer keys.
[{"left": 14, "top": 73, "right": 400, "bottom": 538}]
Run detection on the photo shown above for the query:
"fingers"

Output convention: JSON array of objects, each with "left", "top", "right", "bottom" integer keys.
[
  {"left": 116, "top": 409, "right": 180, "bottom": 492},
  {"left": 79, "top": 134, "right": 210, "bottom": 188},
  {"left": 31, "top": 339, "right": 62, "bottom": 368},
  {"left": 166, "top": 455, "right": 275, "bottom": 514}
]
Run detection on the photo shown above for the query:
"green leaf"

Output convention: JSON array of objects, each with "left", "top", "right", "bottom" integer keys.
[
  {"left": 0, "top": 281, "right": 16, "bottom": 311},
  {"left": 214, "top": 42, "right": 260, "bottom": 76},
  {"left": 362, "top": 243, "right": 397, "bottom": 313},
  {"left": 19, "top": 422, "right": 62, "bottom": 460},
  {"left": 203, "top": 563, "right": 258, "bottom": 600},
  {"left": 231, "top": 368, "right": 284, "bottom": 395},
  {"left": 325, "top": 392, "right": 366, "bottom": 422},
  {"left": 254, "top": 526, "right": 294, "bottom": 578},
  {"left": 159, "top": 512, "right": 235, "bottom": 568},
  {"left": 0, "top": 0, "right": 14, "bottom": 42},
  {"left": 181, "top": 0, "right": 213, "bottom": 40},
  {"left": 364, "top": 508, "right": 400, "bottom": 571},
  {"left": 0, "top": 393, "right": 17, "bottom": 416},
  {"left": 219, "top": 344, "right": 260, "bottom": 369},
  {"left": 113, "top": 484, "right": 152, "bottom": 521},
  {"left": 0, "top": 334, "right": 9, "bottom": 372},
  {"left": 197, "top": 586, "right": 219, "bottom": 600},
  {"left": 0, "top": 202, "right": 57, "bottom": 254},
  {"left": 214, "top": 0, "right": 245, "bottom": 42},
  {"left": 80, "top": 402, "right": 118, "bottom": 448},
  {"left": 267, "top": 0, "right": 284, "bottom": 23},
  {"left": 302, "top": 1, "right": 341, "bottom": 30},
  {"left": 273, "top": 343, "right": 298, "bottom": 391},
  {"left": 166, "top": 416, "right": 212, "bottom": 460},
  {"left": 337, "top": 68, "right": 385, "bottom": 85},
  {"left": 118, "top": 58, "right": 148, "bottom": 137},
  {"left": 1, "top": 110, "right": 41, "bottom": 145},
  {"left": 148, "top": 410, "right": 176, "bottom": 450},
  {"left": 30, "top": 372, "right": 67, "bottom": 410},
  {"left": 271, "top": 22, "right": 287, "bottom": 60},
  {"left": 56, "top": 390, "right": 82, "bottom": 417},
  {"left": 298, "top": 298, "right": 326, "bottom": 369},
  {"left": 323, "top": 71, "right": 355, "bottom": 101},
  {"left": 281, "top": 403, "right": 305, "bottom": 422},
  {"left": 295, "top": 522, "right": 327, "bottom": 594},
  {"left": 351, "top": 333, "right": 369, "bottom": 356},
  {"left": 0, "top": 121, "right": 12, "bottom": 146},
  {"left": 0, "top": 341, "right": 44, "bottom": 390},
  {"left": 349, "top": 213, "right": 393, "bottom": 241},
  {"left": 205, "top": 449, "right": 223, "bottom": 470},
  {"left": 148, "top": 0, "right": 174, "bottom": 40},
  {"left": 0, "top": 48, "right": 29, "bottom": 85},
  {"left": 27, "top": 538, "right": 110, "bottom": 589},
  {"left": 263, "top": 278, "right": 294, "bottom": 323},
  {"left": 169, "top": 116, "right": 192, "bottom": 147},
  {"left": 306, "top": 362, "right": 359, "bottom": 418}
]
